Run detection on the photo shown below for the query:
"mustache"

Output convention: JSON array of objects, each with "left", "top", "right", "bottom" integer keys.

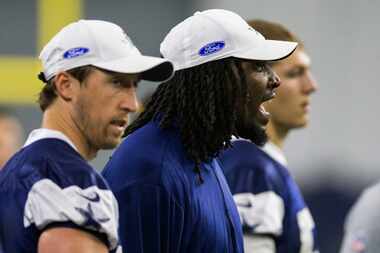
[{"left": 110, "top": 117, "right": 128, "bottom": 127}]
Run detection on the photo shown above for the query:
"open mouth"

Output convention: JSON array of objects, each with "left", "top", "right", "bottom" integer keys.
[
  {"left": 257, "top": 91, "right": 276, "bottom": 125},
  {"left": 259, "top": 104, "right": 270, "bottom": 118},
  {"left": 110, "top": 119, "right": 128, "bottom": 132},
  {"left": 262, "top": 90, "right": 276, "bottom": 103},
  {"left": 301, "top": 101, "right": 310, "bottom": 113}
]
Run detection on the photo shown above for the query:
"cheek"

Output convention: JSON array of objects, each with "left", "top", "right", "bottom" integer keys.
[
  {"left": 89, "top": 91, "right": 117, "bottom": 116},
  {"left": 265, "top": 90, "right": 296, "bottom": 119},
  {"left": 275, "top": 82, "right": 300, "bottom": 104},
  {"left": 79, "top": 97, "right": 107, "bottom": 129}
]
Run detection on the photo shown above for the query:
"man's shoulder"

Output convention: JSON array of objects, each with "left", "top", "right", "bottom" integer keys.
[
  {"left": 219, "top": 139, "right": 279, "bottom": 174},
  {"left": 346, "top": 182, "right": 380, "bottom": 227},
  {"left": 103, "top": 122, "right": 184, "bottom": 187},
  {"left": 218, "top": 139, "right": 291, "bottom": 197},
  {"left": 341, "top": 182, "right": 380, "bottom": 253},
  {"left": 0, "top": 138, "right": 118, "bottom": 251},
  {"left": 1, "top": 138, "right": 104, "bottom": 191}
]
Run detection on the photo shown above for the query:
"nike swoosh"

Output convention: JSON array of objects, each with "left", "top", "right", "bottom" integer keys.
[
  {"left": 251, "top": 223, "right": 260, "bottom": 230},
  {"left": 75, "top": 204, "right": 110, "bottom": 229},
  {"left": 78, "top": 192, "right": 100, "bottom": 202},
  {"left": 237, "top": 202, "right": 253, "bottom": 208}
]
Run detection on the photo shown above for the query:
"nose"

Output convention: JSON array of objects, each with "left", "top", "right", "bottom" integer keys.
[
  {"left": 302, "top": 71, "right": 318, "bottom": 94},
  {"left": 120, "top": 87, "right": 139, "bottom": 113},
  {"left": 268, "top": 69, "right": 281, "bottom": 89}
]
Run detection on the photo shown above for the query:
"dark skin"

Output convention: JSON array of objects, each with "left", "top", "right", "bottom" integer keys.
[{"left": 235, "top": 60, "right": 281, "bottom": 146}]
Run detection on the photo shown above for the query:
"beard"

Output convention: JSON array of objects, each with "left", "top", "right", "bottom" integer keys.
[
  {"left": 73, "top": 96, "right": 103, "bottom": 153},
  {"left": 75, "top": 98, "right": 122, "bottom": 151},
  {"left": 235, "top": 120, "right": 268, "bottom": 146}
]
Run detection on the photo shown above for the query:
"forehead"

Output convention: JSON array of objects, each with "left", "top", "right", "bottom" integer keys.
[
  {"left": 91, "top": 67, "right": 140, "bottom": 81},
  {"left": 241, "top": 60, "right": 271, "bottom": 70},
  {"left": 274, "top": 49, "right": 311, "bottom": 69}
]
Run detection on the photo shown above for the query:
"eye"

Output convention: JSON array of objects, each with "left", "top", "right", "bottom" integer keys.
[
  {"left": 253, "top": 62, "right": 266, "bottom": 72},
  {"left": 111, "top": 78, "right": 139, "bottom": 89},
  {"left": 285, "top": 68, "right": 305, "bottom": 78},
  {"left": 111, "top": 78, "right": 123, "bottom": 87}
]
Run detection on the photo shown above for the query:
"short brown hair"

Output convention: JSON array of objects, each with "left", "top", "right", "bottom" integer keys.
[
  {"left": 37, "top": 66, "right": 94, "bottom": 111},
  {"left": 247, "top": 19, "right": 304, "bottom": 48}
]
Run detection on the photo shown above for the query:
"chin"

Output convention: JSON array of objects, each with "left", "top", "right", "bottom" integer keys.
[
  {"left": 238, "top": 124, "right": 268, "bottom": 147},
  {"left": 293, "top": 119, "right": 309, "bottom": 129},
  {"left": 101, "top": 138, "right": 122, "bottom": 150}
]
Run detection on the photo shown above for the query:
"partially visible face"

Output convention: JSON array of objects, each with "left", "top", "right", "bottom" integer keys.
[
  {"left": 235, "top": 60, "right": 281, "bottom": 145},
  {"left": 71, "top": 68, "right": 139, "bottom": 154},
  {"left": 264, "top": 49, "right": 318, "bottom": 130},
  {"left": 0, "top": 118, "right": 22, "bottom": 168}
]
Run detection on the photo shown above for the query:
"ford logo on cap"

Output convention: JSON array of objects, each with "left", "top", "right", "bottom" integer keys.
[
  {"left": 198, "top": 41, "right": 225, "bottom": 56},
  {"left": 63, "top": 47, "right": 90, "bottom": 59}
]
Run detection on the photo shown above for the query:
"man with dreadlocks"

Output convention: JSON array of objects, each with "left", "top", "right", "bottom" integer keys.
[
  {"left": 102, "top": 9, "right": 297, "bottom": 253},
  {"left": 218, "top": 20, "right": 319, "bottom": 253}
]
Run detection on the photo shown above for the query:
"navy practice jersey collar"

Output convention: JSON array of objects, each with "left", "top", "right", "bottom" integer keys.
[
  {"left": 231, "top": 135, "right": 288, "bottom": 166},
  {"left": 261, "top": 141, "right": 288, "bottom": 166},
  {"left": 24, "top": 128, "right": 78, "bottom": 152}
]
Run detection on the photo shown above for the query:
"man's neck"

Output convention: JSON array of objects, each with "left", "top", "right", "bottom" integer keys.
[
  {"left": 41, "top": 103, "right": 96, "bottom": 160},
  {"left": 266, "top": 121, "right": 289, "bottom": 150}
]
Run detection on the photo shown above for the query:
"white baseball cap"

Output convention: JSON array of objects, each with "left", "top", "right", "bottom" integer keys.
[
  {"left": 39, "top": 19, "right": 174, "bottom": 82},
  {"left": 160, "top": 9, "right": 298, "bottom": 71}
]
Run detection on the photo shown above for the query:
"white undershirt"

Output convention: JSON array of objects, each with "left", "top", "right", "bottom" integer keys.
[
  {"left": 261, "top": 141, "right": 287, "bottom": 167},
  {"left": 24, "top": 128, "right": 78, "bottom": 151}
]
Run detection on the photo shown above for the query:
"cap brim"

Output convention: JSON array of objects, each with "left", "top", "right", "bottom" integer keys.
[
  {"left": 233, "top": 40, "right": 298, "bottom": 62},
  {"left": 93, "top": 55, "right": 174, "bottom": 82}
]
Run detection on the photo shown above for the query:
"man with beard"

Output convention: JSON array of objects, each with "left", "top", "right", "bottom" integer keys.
[
  {"left": 0, "top": 20, "right": 173, "bottom": 253},
  {"left": 218, "top": 19, "right": 319, "bottom": 253},
  {"left": 102, "top": 10, "right": 297, "bottom": 253}
]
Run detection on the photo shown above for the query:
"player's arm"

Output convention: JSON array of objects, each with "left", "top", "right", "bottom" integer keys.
[
  {"left": 24, "top": 178, "right": 120, "bottom": 252},
  {"left": 38, "top": 227, "right": 107, "bottom": 253},
  {"left": 244, "top": 234, "right": 275, "bottom": 253}
]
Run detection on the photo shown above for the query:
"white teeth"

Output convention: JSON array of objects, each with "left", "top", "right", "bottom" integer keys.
[{"left": 259, "top": 105, "right": 269, "bottom": 116}]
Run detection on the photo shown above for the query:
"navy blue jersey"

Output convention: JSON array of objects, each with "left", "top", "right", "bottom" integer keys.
[
  {"left": 218, "top": 139, "right": 318, "bottom": 253},
  {"left": 0, "top": 129, "right": 119, "bottom": 253},
  {"left": 102, "top": 119, "right": 244, "bottom": 253}
]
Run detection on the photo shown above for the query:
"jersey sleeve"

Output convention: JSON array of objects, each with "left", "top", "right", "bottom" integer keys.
[
  {"left": 23, "top": 159, "right": 120, "bottom": 250},
  {"left": 114, "top": 183, "right": 184, "bottom": 253},
  {"left": 219, "top": 141, "right": 286, "bottom": 237},
  {"left": 340, "top": 184, "right": 380, "bottom": 253},
  {"left": 233, "top": 191, "right": 284, "bottom": 236}
]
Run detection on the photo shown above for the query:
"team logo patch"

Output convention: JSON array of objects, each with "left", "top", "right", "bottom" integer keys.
[
  {"left": 198, "top": 41, "right": 225, "bottom": 56},
  {"left": 351, "top": 232, "right": 367, "bottom": 253},
  {"left": 63, "top": 47, "right": 90, "bottom": 59}
]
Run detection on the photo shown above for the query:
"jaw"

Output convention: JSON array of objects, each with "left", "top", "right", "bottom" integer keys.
[{"left": 236, "top": 117, "right": 268, "bottom": 146}]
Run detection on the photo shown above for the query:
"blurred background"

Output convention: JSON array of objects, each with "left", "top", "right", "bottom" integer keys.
[{"left": 1, "top": 0, "right": 379, "bottom": 252}]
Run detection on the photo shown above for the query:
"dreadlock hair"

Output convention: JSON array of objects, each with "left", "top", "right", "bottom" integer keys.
[{"left": 125, "top": 57, "right": 248, "bottom": 182}]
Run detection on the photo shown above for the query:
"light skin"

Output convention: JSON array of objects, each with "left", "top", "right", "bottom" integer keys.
[
  {"left": 264, "top": 48, "right": 318, "bottom": 148},
  {"left": 41, "top": 67, "right": 139, "bottom": 160},
  {"left": 38, "top": 67, "right": 139, "bottom": 252},
  {"left": 0, "top": 116, "right": 23, "bottom": 168},
  {"left": 38, "top": 227, "right": 108, "bottom": 253},
  {"left": 235, "top": 60, "right": 281, "bottom": 145}
]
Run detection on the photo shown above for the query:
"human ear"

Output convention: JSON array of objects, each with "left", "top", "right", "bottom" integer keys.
[{"left": 53, "top": 72, "right": 76, "bottom": 101}]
